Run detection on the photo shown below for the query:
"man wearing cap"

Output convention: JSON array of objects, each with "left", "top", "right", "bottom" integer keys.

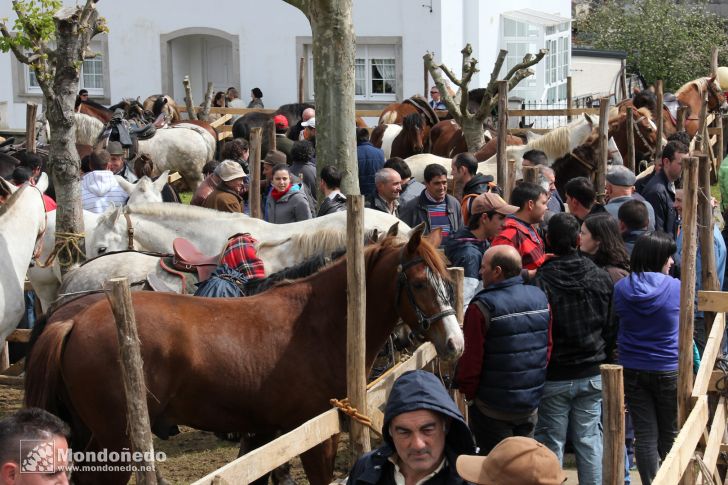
[
  {"left": 346, "top": 370, "right": 475, "bottom": 485},
  {"left": 456, "top": 437, "right": 566, "bottom": 485},
  {"left": 455, "top": 245, "right": 551, "bottom": 454},
  {"left": 273, "top": 114, "right": 294, "bottom": 162},
  {"left": 444, "top": 193, "right": 518, "bottom": 307},
  {"left": 107, "top": 141, "right": 138, "bottom": 183},
  {"left": 605, "top": 165, "right": 655, "bottom": 230},
  {"left": 301, "top": 117, "right": 316, "bottom": 146},
  {"left": 203, "top": 160, "right": 246, "bottom": 213}
]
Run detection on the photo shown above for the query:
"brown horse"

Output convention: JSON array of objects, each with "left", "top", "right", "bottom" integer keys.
[
  {"left": 551, "top": 109, "right": 658, "bottom": 196},
  {"left": 25, "top": 225, "right": 463, "bottom": 485},
  {"left": 143, "top": 94, "right": 182, "bottom": 123},
  {"left": 429, "top": 119, "right": 524, "bottom": 160},
  {"left": 619, "top": 76, "right": 728, "bottom": 138},
  {"left": 371, "top": 112, "right": 428, "bottom": 158},
  {"left": 76, "top": 100, "right": 114, "bottom": 123}
]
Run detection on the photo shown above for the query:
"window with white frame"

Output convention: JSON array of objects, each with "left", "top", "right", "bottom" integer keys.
[
  {"left": 501, "top": 17, "right": 539, "bottom": 99},
  {"left": 306, "top": 40, "right": 399, "bottom": 102},
  {"left": 26, "top": 53, "right": 105, "bottom": 95}
]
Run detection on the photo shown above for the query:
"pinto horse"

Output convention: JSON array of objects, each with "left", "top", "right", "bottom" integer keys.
[
  {"left": 619, "top": 76, "right": 728, "bottom": 138},
  {"left": 371, "top": 112, "right": 427, "bottom": 158},
  {"left": 25, "top": 225, "right": 464, "bottom": 485},
  {"left": 429, "top": 119, "right": 525, "bottom": 160}
]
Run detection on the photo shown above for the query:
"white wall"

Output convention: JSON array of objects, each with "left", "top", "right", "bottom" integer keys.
[
  {"left": 571, "top": 56, "right": 623, "bottom": 98},
  {"left": 0, "top": 0, "right": 571, "bottom": 129}
]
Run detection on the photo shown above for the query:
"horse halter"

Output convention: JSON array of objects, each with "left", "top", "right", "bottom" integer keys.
[
  {"left": 395, "top": 248, "right": 455, "bottom": 338},
  {"left": 124, "top": 212, "right": 135, "bottom": 250},
  {"left": 631, "top": 114, "right": 655, "bottom": 157}
]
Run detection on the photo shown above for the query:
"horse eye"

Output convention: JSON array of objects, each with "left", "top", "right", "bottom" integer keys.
[
  {"left": 413, "top": 282, "right": 426, "bottom": 290},
  {"left": 98, "top": 247, "right": 107, "bottom": 255}
]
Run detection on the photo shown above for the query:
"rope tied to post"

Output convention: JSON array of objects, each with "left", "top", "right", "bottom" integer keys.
[
  {"left": 35, "top": 232, "right": 86, "bottom": 269},
  {"left": 330, "top": 398, "right": 383, "bottom": 438}
]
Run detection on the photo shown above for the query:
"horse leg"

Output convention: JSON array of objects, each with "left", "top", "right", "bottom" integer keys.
[{"left": 299, "top": 433, "right": 339, "bottom": 485}]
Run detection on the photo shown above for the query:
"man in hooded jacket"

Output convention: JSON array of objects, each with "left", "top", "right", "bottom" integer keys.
[{"left": 346, "top": 370, "right": 475, "bottom": 485}]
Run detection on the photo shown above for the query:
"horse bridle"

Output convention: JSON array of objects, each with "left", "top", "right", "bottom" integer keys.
[
  {"left": 631, "top": 114, "right": 655, "bottom": 157},
  {"left": 124, "top": 212, "right": 135, "bottom": 250},
  {"left": 395, "top": 248, "right": 455, "bottom": 338}
]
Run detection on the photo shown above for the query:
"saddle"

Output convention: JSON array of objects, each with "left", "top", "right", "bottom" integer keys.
[
  {"left": 130, "top": 123, "right": 156, "bottom": 140},
  {"left": 403, "top": 96, "right": 439, "bottom": 126},
  {"left": 171, "top": 238, "right": 219, "bottom": 281}
]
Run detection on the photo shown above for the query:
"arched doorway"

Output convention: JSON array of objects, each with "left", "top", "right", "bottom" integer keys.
[{"left": 160, "top": 28, "right": 240, "bottom": 103}]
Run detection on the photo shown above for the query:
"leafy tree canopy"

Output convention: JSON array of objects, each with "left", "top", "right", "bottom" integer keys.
[{"left": 575, "top": 0, "right": 728, "bottom": 91}]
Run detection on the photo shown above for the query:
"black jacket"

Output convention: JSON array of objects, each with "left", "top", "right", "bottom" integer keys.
[
  {"left": 534, "top": 252, "right": 615, "bottom": 380},
  {"left": 642, "top": 170, "right": 678, "bottom": 237},
  {"left": 317, "top": 193, "right": 347, "bottom": 217},
  {"left": 462, "top": 173, "right": 494, "bottom": 198},
  {"left": 346, "top": 371, "right": 475, "bottom": 485}
]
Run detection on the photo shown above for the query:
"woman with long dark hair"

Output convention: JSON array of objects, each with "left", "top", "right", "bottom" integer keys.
[
  {"left": 614, "top": 231, "right": 680, "bottom": 485},
  {"left": 579, "top": 213, "right": 630, "bottom": 282}
]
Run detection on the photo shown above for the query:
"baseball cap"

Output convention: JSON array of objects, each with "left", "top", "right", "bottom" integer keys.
[
  {"left": 215, "top": 160, "right": 246, "bottom": 181},
  {"left": 470, "top": 192, "right": 518, "bottom": 216},
  {"left": 106, "top": 141, "right": 124, "bottom": 156},
  {"left": 456, "top": 437, "right": 566, "bottom": 485},
  {"left": 301, "top": 117, "right": 316, "bottom": 129},
  {"left": 273, "top": 114, "right": 289, "bottom": 130},
  {"left": 606, "top": 165, "right": 637, "bottom": 187}
]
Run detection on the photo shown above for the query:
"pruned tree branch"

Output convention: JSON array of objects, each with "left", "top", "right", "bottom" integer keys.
[
  {"left": 508, "top": 68, "right": 535, "bottom": 91},
  {"left": 489, "top": 49, "right": 507, "bottom": 87},
  {"left": 12, "top": 0, "right": 41, "bottom": 41},
  {"left": 423, "top": 51, "right": 462, "bottom": 121},
  {"left": 282, "top": 0, "right": 309, "bottom": 14},
  {"left": 0, "top": 24, "right": 31, "bottom": 64}
]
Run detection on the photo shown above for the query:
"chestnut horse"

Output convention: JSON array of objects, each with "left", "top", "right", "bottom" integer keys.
[
  {"left": 619, "top": 76, "right": 728, "bottom": 137},
  {"left": 25, "top": 225, "right": 463, "bottom": 485},
  {"left": 429, "top": 119, "right": 524, "bottom": 160},
  {"left": 76, "top": 100, "right": 113, "bottom": 123},
  {"left": 370, "top": 112, "right": 428, "bottom": 158}
]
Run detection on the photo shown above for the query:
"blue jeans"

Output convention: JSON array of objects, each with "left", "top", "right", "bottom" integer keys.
[{"left": 535, "top": 375, "right": 603, "bottom": 485}]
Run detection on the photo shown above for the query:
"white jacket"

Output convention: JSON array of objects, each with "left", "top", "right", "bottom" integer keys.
[{"left": 81, "top": 170, "right": 129, "bottom": 214}]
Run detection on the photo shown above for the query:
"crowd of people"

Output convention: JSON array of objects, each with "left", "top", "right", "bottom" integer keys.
[{"left": 6, "top": 89, "right": 728, "bottom": 485}]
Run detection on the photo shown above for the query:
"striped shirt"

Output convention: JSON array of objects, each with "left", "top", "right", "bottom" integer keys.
[{"left": 424, "top": 192, "right": 451, "bottom": 239}]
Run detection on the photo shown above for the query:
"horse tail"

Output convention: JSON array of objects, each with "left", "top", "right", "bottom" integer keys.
[{"left": 24, "top": 316, "right": 75, "bottom": 414}]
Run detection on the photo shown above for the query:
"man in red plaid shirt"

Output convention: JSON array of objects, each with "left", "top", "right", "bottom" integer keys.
[{"left": 491, "top": 182, "right": 549, "bottom": 274}]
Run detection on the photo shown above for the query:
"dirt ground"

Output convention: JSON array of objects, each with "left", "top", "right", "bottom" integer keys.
[{"left": 0, "top": 384, "right": 357, "bottom": 484}]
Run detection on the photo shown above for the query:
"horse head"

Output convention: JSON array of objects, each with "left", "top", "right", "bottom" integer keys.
[
  {"left": 90, "top": 205, "right": 127, "bottom": 256},
  {"left": 394, "top": 223, "right": 464, "bottom": 360},
  {"left": 402, "top": 112, "right": 426, "bottom": 154},
  {"left": 706, "top": 75, "right": 728, "bottom": 115},
  {"left": 117, "top": 171, "right": 167, "bottom": 205}
]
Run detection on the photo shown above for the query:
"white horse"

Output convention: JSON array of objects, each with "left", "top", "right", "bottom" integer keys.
[
  {"left": 74, "top": 113, "right": 215, "bottom": 190},
  {"left": 90, "top": 203, "right": 411, "bottom": 275},
  {"left": 0, "top": 182, "right": 47, "bottom": 343},
  {"left": 115, "top": 171, "right": 169, "bottom": 204},
  {"left": 26, "top": 209, "right": 100, "bottom": 312},
  {"left": 379, "top": 124, "right": 403, "bottom": 159}
]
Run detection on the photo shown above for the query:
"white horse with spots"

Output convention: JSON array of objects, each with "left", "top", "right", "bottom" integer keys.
[
  {"left": 378, "top": 125, "right": 403, "bottom": 159},
  {"left": 74, "top": 113, "right": 214, "bottom": 189},
  {"left": 0, "top": 182, "right": 47, "bottom": 342},
  {"left": 404, "top": 114, "right": 598, "bottom": 184},
  {"left": 89, "top": 203, "right": 410, "bottom": 274}
]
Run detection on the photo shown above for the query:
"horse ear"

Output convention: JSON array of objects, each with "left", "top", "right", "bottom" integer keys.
[
  {"left": 368, "top": 228, "right": 380, "bottom": 244},
  {"left": 584, "top": 113, "right": 593, "bottom": 126},
  {"left": 115, "top": 175, "right": 135, "bottom": 195},
  {"left": 153, "top": 170, "right": 169, "bottom": 193},
  {"left": 710, "top": 74, "right": 717, "bottom": 83},
  {"left": 103, "top": 205, "right": 123, "bottom": 227},
  {"left": 406, "top": 223, "right": 426, "bottom": 254},
  {"left": 35, "top": 172, "right": 49, "bottom": 193},
  {"left": 425, "top": 227, "right": 443, "bottom": 248},
  {"left": 633, "top": 86, "right": 640, "bottom": 95},
  {"left": 386, "top": 222, "right": 399, "bottom": 238}
]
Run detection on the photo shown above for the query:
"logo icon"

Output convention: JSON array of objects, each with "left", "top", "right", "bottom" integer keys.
[{"left": 20, "top": 440, "right": 55, "bottom": 473}]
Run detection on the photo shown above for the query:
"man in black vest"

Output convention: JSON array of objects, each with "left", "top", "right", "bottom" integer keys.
[{"left": 455, "top": 245, "right": 551, "bottom": 454}]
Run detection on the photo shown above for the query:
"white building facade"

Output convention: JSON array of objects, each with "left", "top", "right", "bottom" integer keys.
[{"left": 0, "top": 0, "right": 571, "bottom": 129}]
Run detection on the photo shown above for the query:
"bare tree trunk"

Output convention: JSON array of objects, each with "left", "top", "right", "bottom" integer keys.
[
  {"left": 284, "top": 0, "right": 359, "bottom": 194},
  {"left": 198, "top": 82, "right": 215, "bottom": 122},
  {"left": 461, "top": 117, "right": 486, "bottom": 152}
]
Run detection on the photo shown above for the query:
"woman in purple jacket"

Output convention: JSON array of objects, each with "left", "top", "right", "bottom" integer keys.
[{"left": 614, "top": 231, "right": 680, "bottom": 485}]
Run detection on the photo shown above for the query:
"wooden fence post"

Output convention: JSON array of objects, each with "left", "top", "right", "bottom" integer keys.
[
  {"left": 183, "top": 76, "right": 197, "bottom": 121},
  {"left": 298, "top": 57, "right": 305, "bottom": 104},
  {"left": 620, "top": 59, "right": 628, "bottom": 101},
  {"left": 25, "top": 103, "right": 37, "bottom": 153},
  {"left": 715, "top": 118, "right": 724, "bottom": 165},
  {"left": 268, "top": 121, "right": 277, "bottom": 152},
  {"left": 678, "top": 157, "right": 699, "bottom": 428},
  {"left": 505, "top": 158, "right": 517, "bottom": 202},
  {"left": 497, "top": 81, "right": 508, "bottom": 188},
  {"left": 596, "top": 97, "right": 610, "bottom": 205},
  {"left": 625, "top": 107, "right": 636, "bottom": 173},
  {"left": 677, "top": 107, "right": 688, "bottom": 133},
  {"left": 447, "top": 267, "right": 468, "bottom": 421},
  {"left": 698, "top": 155, "right": 719, "bottom": 336},
  {"left": 567, "top": 76, "right": 573, "bottom": 123},
  {"left": 522, "top": 166, "right": 540, "bottom": 185},
  {"left": 347, "top": 195, "right": 370, "bottom": 461},
  {"left": 655, "top": 80, "right": 664, "bottom": 157},
  {"left": 601, "top": 364, "right": 625, "bottom": 485},
  {"left": 249, "top": 127, "right": 263, "bottom": 219},
  {"left": 104, "top": 278, "right": 158, "bottom": 485}
]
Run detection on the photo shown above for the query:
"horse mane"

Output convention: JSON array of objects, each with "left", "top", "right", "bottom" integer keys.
[
  {"left": 378, "top": 234, "right": 450, "bottom": 281},
  {"left": 245, "top": 249, "right": 345, "bottom": 295},
  {"left": 152, "top": 96, "right": 168, "bottom": 116},
  {"left": 527, "top": 124, "right": 571, "bottom": 160},
  {"left": 676, "top": 78, "right": 706, "bottom": 97},
  {"left": 74, "top": 113, "right": 104, "bottom": 142},
  {"left": 258, "top": 227, "right": 380, "bottom": 261},
  {"left": 123, "top": 202, "right": 247, "bottom": 222},
  {"left": 402, "top": 112, "right": 423, "bottom": 131}
]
